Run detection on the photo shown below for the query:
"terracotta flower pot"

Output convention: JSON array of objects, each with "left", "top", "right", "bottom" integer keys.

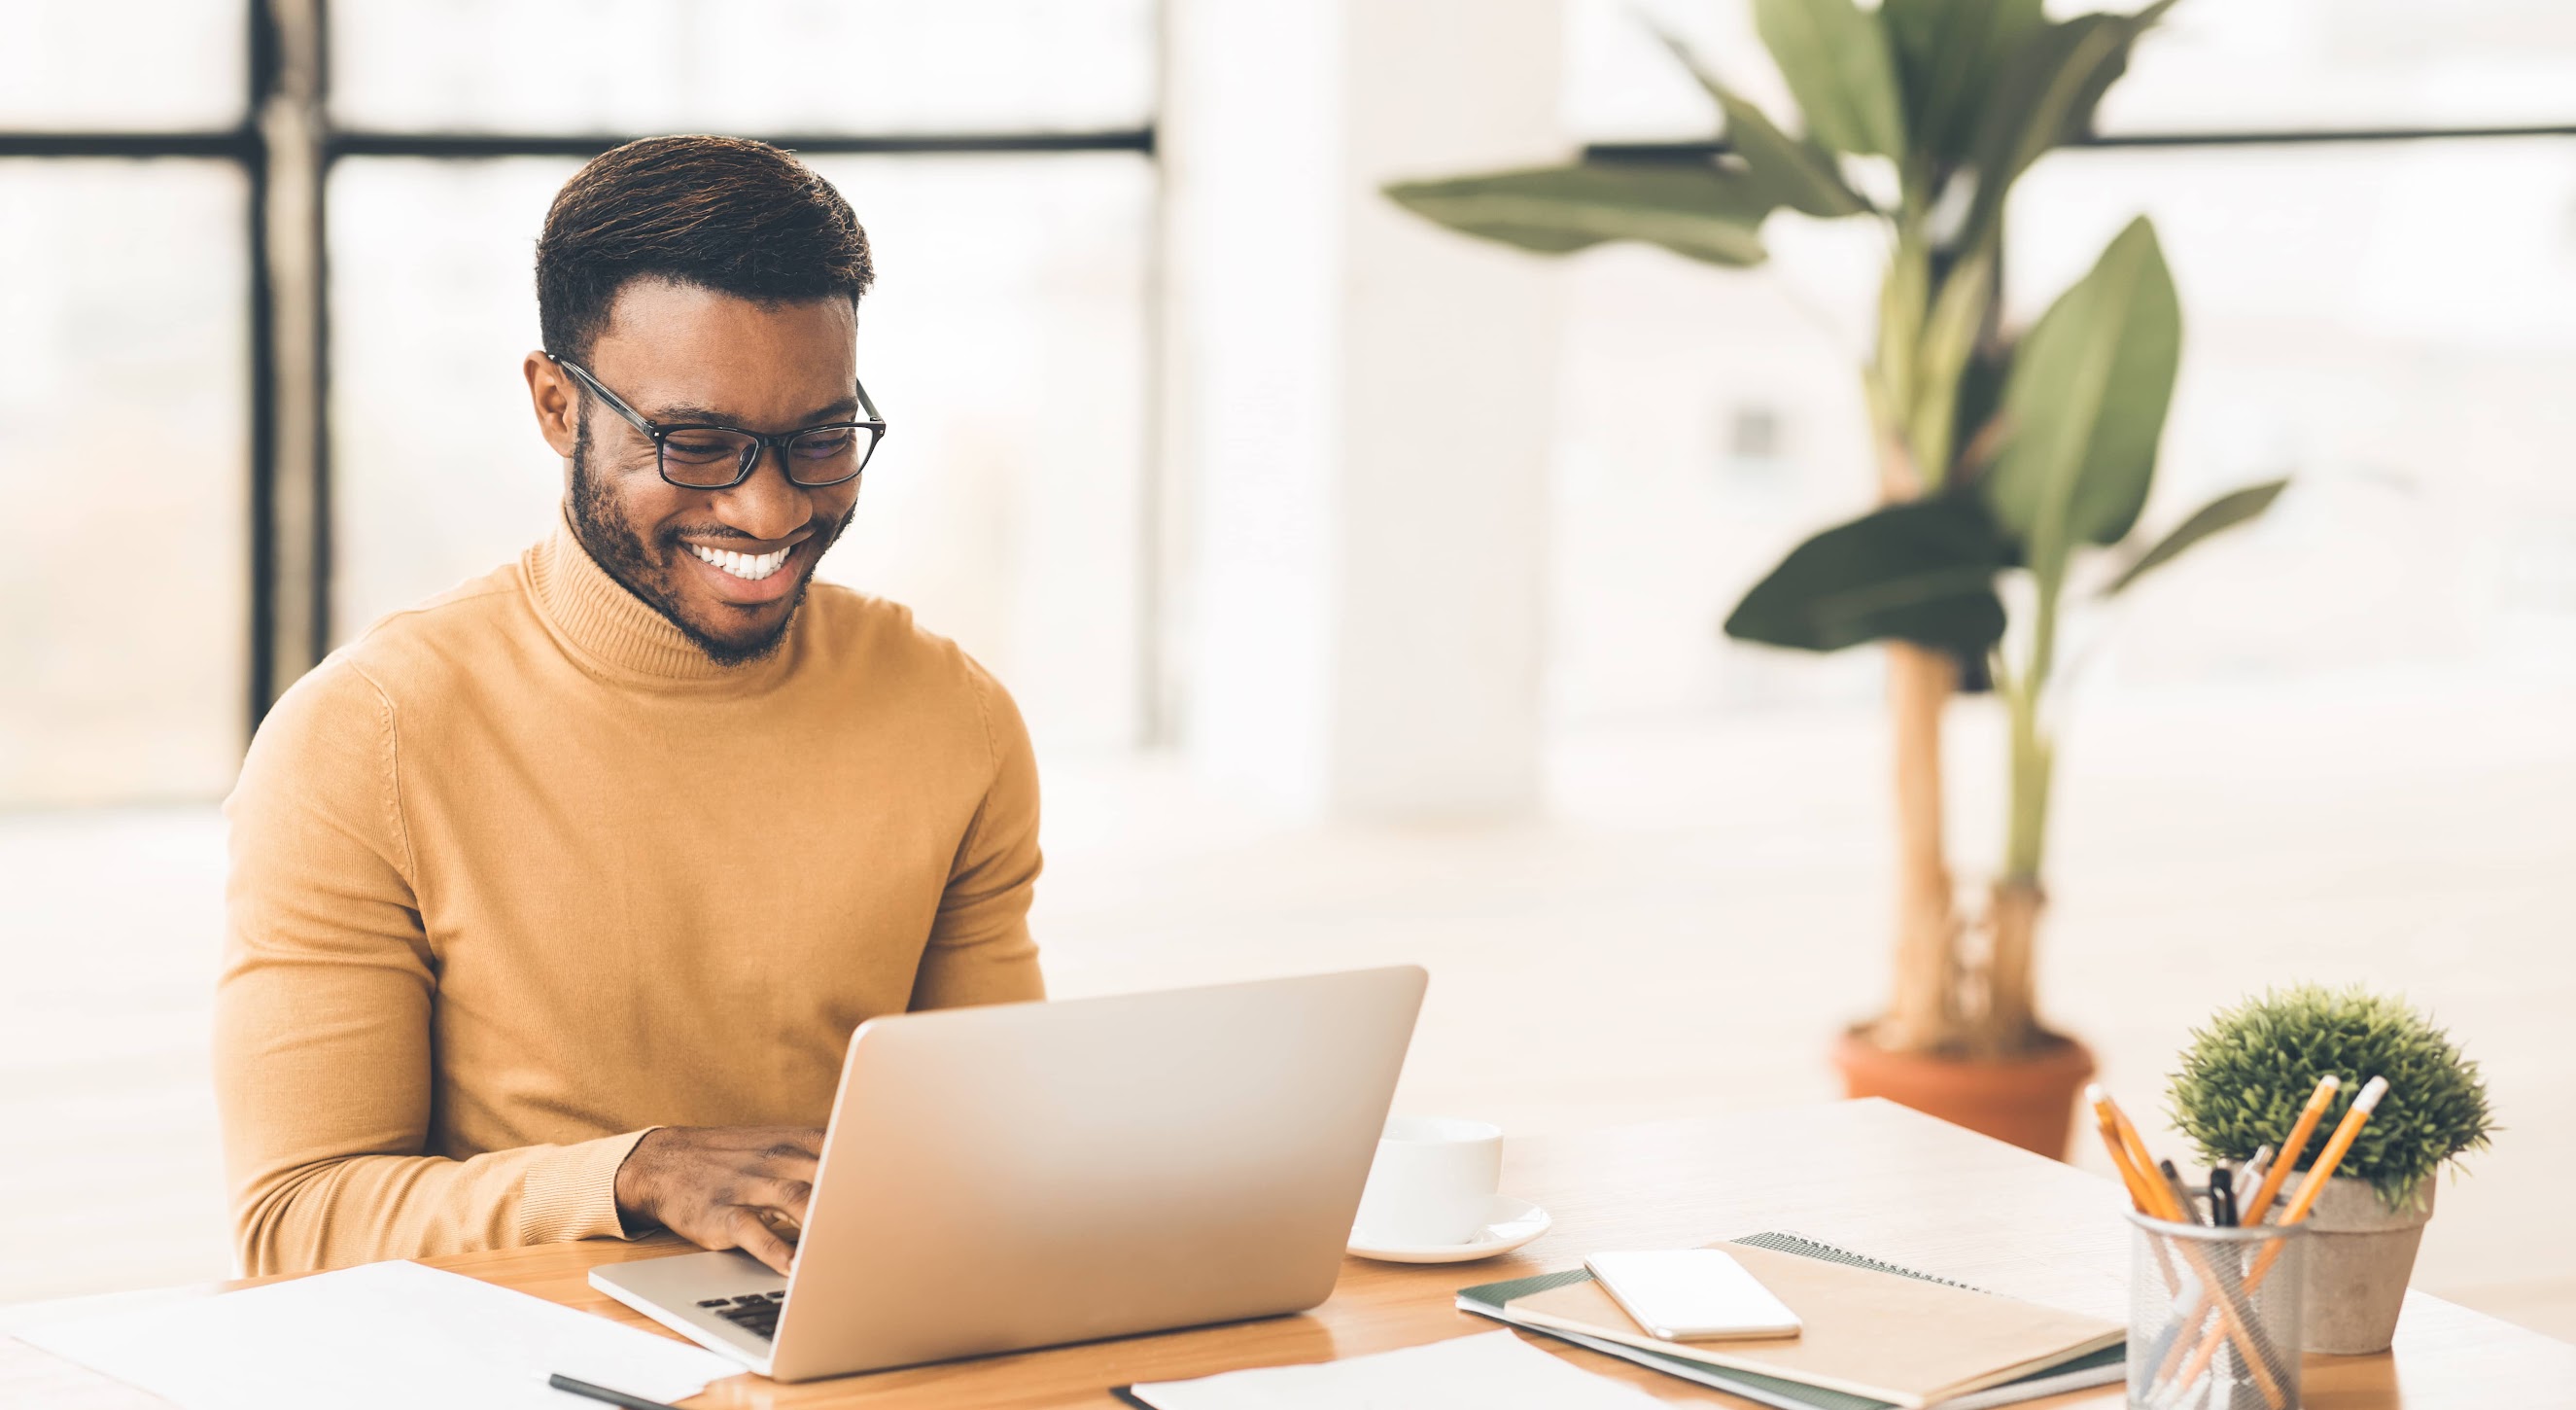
[
  {"left": 2300, "top": 1175, "right": 2433, "bottom": 1355},
  {"left": 1830, "top": 1030, "right": 2097, "bottom": 1159}
]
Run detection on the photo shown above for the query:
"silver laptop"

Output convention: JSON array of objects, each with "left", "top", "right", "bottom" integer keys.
[{"left": 590, "top": 966, "right": 1427, "bottom": 1382}]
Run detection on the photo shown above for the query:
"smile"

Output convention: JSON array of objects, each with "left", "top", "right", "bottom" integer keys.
[{"left": 688, "top": 543, "right": 792, "bottom": 582}]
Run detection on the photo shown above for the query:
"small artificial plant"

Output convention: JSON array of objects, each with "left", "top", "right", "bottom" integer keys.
[
  {"left": 2169, "top": 986, "right": 2494, "bottom": 1208},
  {"left": 1386, "top": 0, "right": 2286, "bottom": 1062}
]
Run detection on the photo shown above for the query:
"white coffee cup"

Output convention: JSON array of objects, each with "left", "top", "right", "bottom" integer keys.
[{"left": 1352, "top": 1114, "right": 1503, "bottom": 1246}]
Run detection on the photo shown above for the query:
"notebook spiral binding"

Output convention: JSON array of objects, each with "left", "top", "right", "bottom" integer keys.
[{"left": 1729, "top": 1231, "right": 1994, "bottom": 1296}]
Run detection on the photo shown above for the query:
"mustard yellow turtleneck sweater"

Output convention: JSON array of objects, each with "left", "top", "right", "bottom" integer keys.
[{"left": 214, "top": 518, "right": 1044, "bottom": 1276}]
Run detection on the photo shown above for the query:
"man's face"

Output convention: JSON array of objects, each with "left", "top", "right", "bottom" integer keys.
[{"left": 528, "top": 278, "right": 863, "bottom": 665}]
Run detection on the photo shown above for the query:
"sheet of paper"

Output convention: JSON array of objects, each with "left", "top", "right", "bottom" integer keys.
[
  {"left": 17, "top": 1258, "right": 741, "bottom": 1410},
  {"left": 1128, "top": 1329, "right": 1670, "bottom": 1410}
]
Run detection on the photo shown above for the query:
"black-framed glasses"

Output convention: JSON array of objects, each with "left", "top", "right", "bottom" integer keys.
[{"left": 548, "top": 353, "right": 886, "bottom": 489}]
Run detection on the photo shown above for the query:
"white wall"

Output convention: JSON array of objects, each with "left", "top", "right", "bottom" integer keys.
[{"left": 1165, "top": 0, "right": 1567, "bottom": 820}]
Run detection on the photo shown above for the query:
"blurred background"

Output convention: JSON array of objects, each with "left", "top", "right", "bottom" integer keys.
[{"left": 3, "top": 0, "right": 2571, "bottom": 1342}]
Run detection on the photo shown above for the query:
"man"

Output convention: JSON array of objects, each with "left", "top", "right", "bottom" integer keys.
[{"left": 215, "top": 136, "right": 1043, "bottom": 1279}]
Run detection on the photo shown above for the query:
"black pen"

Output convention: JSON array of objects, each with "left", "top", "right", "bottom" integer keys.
[
  {"left": 2157, "top": 1158, "right": 2204, "bottom": 1225},
  {"left": 548, "top": 1372, "right": 686, "bottom": 1410},
  {"left": 2210, "top": 1164, "right": 2239, "bottom": 1227}
]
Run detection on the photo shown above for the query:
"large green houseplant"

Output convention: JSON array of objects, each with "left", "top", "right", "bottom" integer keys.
[{"left": 1387, "top": 0, "right": 2285, "bottom": 1150}]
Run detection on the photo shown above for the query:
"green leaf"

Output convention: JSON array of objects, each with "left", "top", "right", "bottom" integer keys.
[
  {"left": 1961, "top": 2, "right": 2179, "bottom": 247},
  {"left": 1650, "top": 26, "right": 1871, "bottom": 219},
  {"left": 2103, "top": 478, "right": 2288, "bottom": 595},
  {"left": 1884, "top": 0, "right": 2046, "bottom": 167},
  {"left": 1753, "top": 0, "right": 1907, "bottom": 158},
  {"left": 1981, "top": 215, "right": 2181, "bottom": 579},
  {"left": 1383, "top": 162, "right": 1771, "bottom": 267},
  {"left": 1724, "top": 495, "right": 2010, "bottom": 657}
]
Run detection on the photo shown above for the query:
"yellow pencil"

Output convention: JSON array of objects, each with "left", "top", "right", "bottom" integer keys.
[
  {"left": 2240, "top": 1073, "right": 2339, "bottom": 1225},
  {"left": 2275, "top": 1075, "right": 2389, "bottom": 1228},
  {"left": 2086, "top": 1085, "right": 2161, "bottom": 1212},
  {"left": 2092, "top": 1088, "right": 2203, "bottom": 1357},
  {"left": 2106, "top": 1101, "right": 2186, "bottom": 1222}
]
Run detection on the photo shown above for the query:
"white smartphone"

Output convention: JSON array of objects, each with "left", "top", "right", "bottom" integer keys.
[{"left": 1584, "top": 1250, "right": 1804, "bottom": 1342}]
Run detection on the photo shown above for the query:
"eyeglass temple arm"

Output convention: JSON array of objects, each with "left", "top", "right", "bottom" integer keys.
[{"left": 548, "top": 353, "right": 661, "bottom": 439}]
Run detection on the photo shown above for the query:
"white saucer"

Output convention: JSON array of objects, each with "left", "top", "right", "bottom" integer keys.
[{"left": 1347, "top": 1196, "right": 1552, "bottom": 1263}]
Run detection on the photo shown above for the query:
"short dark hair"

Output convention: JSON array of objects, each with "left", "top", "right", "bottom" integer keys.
[{"left": 536, "top": 135, "right": 874, "bottom": 365}]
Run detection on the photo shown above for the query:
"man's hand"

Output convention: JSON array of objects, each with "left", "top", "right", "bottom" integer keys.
[{"left": 614, "top": 1126, "right": 823, "bottom": 1276}]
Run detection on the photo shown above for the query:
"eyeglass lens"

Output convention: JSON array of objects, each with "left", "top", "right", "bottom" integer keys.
[{"left": 659, "top": 426, "right": 879, "bottom": 488}]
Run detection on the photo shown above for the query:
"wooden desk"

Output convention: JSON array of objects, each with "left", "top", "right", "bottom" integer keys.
[{"left": 8, "top": 1100, "right": 2569, "bottom": 1407}]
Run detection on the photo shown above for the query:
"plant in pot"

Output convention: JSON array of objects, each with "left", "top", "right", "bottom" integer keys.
[
  {"left": 2169, "top": 986, "right": 2494, "bottom": 1355},
  {"left": 1385, "top": 0, "right": 2285, "bottom": 1155}
]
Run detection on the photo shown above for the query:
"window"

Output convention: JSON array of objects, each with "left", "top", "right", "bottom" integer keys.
[
  {"left": 0, "top": 1, "right": 1161, "bottom": 808},
  {"left": 0, "top": 163, "right": 251, "bottom": 806}
]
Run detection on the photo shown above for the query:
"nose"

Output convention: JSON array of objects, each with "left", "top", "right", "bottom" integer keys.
[{"left": 713, "top": 441, "right": 816, "bottom": 543}]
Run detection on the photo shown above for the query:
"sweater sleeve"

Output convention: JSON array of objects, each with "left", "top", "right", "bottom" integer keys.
[
  {"left": 909, "top": 655, "right": 1047, "bottom": 1011},
  {"left": 213, "top": 659, "right": 651, "bottom": 1277}
]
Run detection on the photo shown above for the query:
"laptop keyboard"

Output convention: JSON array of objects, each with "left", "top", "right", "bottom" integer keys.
[{"left": 698, "top": 1290, "right": 786, "bottom": 1340}]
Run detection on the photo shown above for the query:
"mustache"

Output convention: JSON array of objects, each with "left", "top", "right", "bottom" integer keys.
[
  {"left": 662, "top": 525, "right": 802, "bottom": 546},
  {"left": 656, "top": 506, "right": 852, "bottom": 553}
]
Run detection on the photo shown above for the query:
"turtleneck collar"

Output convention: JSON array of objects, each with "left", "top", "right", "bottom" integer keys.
[{"left": 522, "top": 512, "right": 799, "bottom": 691}]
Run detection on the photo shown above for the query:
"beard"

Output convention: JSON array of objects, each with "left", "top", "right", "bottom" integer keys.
[{"left": 567, "top": 417, "right": 854, "bottom": 668}]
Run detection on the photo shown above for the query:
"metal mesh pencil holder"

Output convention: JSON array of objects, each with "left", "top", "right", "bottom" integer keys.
[{"left": 2126, "top": 1211, "right": 2307, "bottom": 1410}]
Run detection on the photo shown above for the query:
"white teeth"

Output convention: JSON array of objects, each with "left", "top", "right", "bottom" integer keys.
[{"left": 689, "top": 544, "right": 791, "bottom": 582}]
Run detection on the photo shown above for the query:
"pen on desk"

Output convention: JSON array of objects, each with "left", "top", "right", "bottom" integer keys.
[{"left": 547, "top": 1373, "right": 685, "bottom": 1410}]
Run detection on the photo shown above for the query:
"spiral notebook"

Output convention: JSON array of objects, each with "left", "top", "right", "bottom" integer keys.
[{"left": 1457, "top": 1232, "right": 2125, "bottom": 1410}]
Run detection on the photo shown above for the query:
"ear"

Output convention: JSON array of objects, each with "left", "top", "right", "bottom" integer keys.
[{"left": 524, "top": 351, "right": 581, "bottom": 459}]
